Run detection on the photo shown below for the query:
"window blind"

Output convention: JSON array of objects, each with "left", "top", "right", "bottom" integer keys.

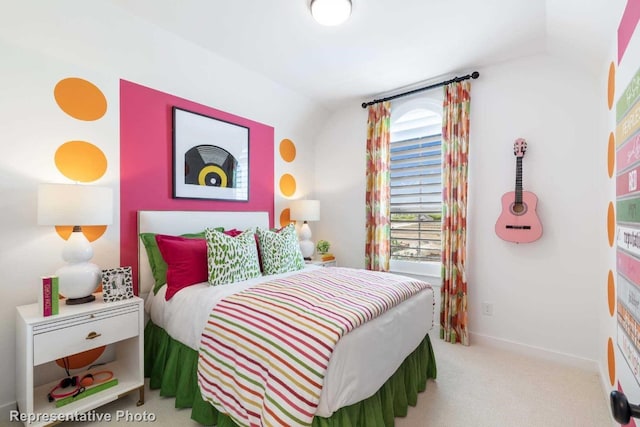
[{"left": 390, "top": 133, "right": 442, "bottom": 262}]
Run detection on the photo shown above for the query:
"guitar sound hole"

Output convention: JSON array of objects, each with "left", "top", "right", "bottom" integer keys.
[{"left": 510, "top": 203, "right": 527, "bottom": 215}]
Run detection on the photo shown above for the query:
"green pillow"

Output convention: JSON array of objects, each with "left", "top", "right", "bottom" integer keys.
[
  {"left": 140, "top": 229, "right": 223, "bottom": 294},
  {"left": 205, "top": 227, "right": 261, "bottom": 286},
  {"left": 256, "top": 224, "right": 305, "bottom": 275}
]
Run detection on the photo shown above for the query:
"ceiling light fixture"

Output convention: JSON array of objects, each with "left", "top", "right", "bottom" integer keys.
[{"left": 310, "top": 0, "right": 352, "bottom": 26}]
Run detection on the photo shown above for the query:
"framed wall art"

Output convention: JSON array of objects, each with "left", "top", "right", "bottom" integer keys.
[
  {"left": 172, "top": 106, "right": 250, "bottom": 201},
  {"left": 101, "top": 266, "right": 134, "bottom": 302}
]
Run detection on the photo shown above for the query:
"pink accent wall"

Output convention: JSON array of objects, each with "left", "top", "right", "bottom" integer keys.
[
  {"left": 619, "top": 0, "right": 640, "bottom": 64},
  {"left": 120, "top": 80, "right": 274, "bottom": 293}
]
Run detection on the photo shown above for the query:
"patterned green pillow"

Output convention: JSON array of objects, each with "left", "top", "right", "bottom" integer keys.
[
  {"left": 205, "top": 227, "right": 261, "bottom": 286},
  {"left": 140, "top": 229, "right": 222, "bottom": 294},
  {"left": 256, "top": 224, "right": 305, "bottom": 275}
]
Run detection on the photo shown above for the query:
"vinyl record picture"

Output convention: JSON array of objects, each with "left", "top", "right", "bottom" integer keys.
[
  {"left": 184, "top": 145, "right": 238, "bottom": 188},
  {"left": 172, "top": 107, "right": 249, "bottom": 201}
]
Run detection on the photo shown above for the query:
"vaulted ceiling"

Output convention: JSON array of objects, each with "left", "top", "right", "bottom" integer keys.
[{"left": 109, "top": 0, "right": 626, "bottom": 109}]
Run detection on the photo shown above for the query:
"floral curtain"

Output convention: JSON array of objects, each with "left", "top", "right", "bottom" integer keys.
[
  {"left": 440, "top": 81, "right": 471, "bottom": 345},
  {"left": 365, "top": 101, "right": 391, "bottom": 271}
]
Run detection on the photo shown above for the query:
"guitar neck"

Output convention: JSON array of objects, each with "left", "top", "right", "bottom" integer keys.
[{"left": 515, "top": 157, "right": 523, "bottom": 203}]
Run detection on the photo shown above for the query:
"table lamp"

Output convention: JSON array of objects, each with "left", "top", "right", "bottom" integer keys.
[
  {"left": 37, "top": 183, "right": 113, "bottom": 304},
  {"left": 290, "top": 199, "right": 320, "bottom": 260}
]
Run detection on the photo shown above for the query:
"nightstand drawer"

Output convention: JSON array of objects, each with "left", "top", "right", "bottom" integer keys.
[{"left": 32, "top": 304, "right": 139, "bottom": 365}]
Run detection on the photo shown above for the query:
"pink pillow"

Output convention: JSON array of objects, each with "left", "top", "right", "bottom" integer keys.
[
  {"left": 155, "top": 234, "right": 208, "bottom": 301},
  {"left": 223, "top": 229, "right": 243, "bottom": 237}
]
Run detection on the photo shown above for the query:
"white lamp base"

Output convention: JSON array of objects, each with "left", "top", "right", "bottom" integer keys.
[
  {"left": 298, "top": 222, "right": 315, "bottom": 260},
  {"left": 57, "top": 229, "right": 101, "bottom": 304},
  {"left": 56, "top": 262, "right": 100, "bottom": 303}
]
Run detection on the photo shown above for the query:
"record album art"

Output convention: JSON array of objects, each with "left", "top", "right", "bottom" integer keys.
[
  {"left": 184, "top": 145, "right": 238, "bottom": 188},
  {"left": 173, "top": 107, "right": 249, "bottom": 201}
]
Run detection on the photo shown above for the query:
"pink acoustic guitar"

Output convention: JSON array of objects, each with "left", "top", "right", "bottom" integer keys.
[{"left": 495, "top": 138, "right": 542, "bottom": 243}]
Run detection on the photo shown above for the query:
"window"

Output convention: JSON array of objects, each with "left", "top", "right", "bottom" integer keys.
[{"left": 389, "top": 96, "right": 443, "bottom": 275}]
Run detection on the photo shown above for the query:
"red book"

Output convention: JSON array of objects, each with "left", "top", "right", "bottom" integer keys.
[{"left": 40, "top": 277, "right": 52, "bottom": 317}]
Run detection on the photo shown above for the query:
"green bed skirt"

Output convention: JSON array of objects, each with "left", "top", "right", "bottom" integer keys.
[{"left": 144, "top": 320, "right": 437, "bottom": 427}]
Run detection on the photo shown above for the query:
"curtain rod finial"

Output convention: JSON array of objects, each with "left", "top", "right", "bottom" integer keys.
[
  {"left": 471, "top": 71, "right": 480, "bottom": 79},
  {"left": 361, "top": 102, "right": 368, "bottom": 109}
]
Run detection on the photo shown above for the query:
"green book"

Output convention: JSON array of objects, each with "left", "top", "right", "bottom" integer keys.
[
  {"left": 51, "top": 276, "right": 59, "bottom": 315},
  {"left": 55, "top": 378, "right": 118, "bottom": 407}
]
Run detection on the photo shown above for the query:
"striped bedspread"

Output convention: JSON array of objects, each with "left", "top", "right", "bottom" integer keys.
[{"left": 197, "top": 267, "right": 431, "bottom": 427}]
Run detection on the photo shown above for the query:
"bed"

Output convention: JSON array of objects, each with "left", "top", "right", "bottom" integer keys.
[{"left": 139, "top": 210, "right": 437, "bottom": 426}]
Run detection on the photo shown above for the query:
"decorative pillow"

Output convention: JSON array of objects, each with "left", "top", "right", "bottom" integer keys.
[
  {"left": 256, "top": 224, "right": 305, "bottom": 275},
  {"left": 223, "top": 228, "right": 243, "bottom": 237},
  {"left": 155, "top": 235, "right": 208, "bottom": 301},
  {"left": 205, "top": 227, "right": 261, "bottom": 286},
  {"left": 140, "top": 228, "right": 222, "bottom": 294}
]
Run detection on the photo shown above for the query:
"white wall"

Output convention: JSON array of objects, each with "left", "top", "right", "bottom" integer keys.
[
  {"left": 315, "top": 53, "right": 609, "bottom": 364},
  {"left": 314, "top": 104, "right": 368, "bottom": 268},
  {"left": 0, "top": 1, "right": 327, "bottom": 409}
]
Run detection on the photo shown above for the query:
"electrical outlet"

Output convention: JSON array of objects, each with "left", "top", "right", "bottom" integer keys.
[{"left": 481, "top": 302, "right": 494, "bottom": 316}]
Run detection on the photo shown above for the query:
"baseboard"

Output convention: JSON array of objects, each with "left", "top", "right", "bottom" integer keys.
[
  {"left": 599, "top": 362, "right": 612, "bottom": 396},
  {"left": 0, "top": 400, "right": 17, "bottom": 422},
  {"left": 598, "top": 364, "right": 618, "bottom": 427},
  {"left": 470, "top": 331, "right": 599, "bottom": 372}
]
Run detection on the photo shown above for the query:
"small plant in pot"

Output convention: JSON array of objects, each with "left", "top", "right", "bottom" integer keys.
[{"left": 316, "top": 240, "right": 330, "bottom": 254}]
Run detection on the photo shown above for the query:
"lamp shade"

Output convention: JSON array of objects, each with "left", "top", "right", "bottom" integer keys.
[
  {"left": 310, "top": 0, "right": 352, "bottom": 26},
  {"left": 38, "top": 183, "right": 113, "bottom": 226},
  {"left": 290, "top": 200, "right": 320, "bottom": 222}
]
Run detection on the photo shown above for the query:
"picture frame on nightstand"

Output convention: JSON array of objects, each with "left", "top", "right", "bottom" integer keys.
[{"left": 101, "top": 266, "right": 133, "bottom": 302}]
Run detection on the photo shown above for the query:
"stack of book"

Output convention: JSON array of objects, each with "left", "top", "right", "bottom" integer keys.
[
  {"left": 320, "top": 253, "right": 335, "bottom": 262},
  {"left": 39, "top": 276, "right": 59, "bottom": 317}
]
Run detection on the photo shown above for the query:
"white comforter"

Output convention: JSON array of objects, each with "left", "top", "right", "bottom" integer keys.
[{"left": 145, "top": 265, "right": 434, "bottom": 417}]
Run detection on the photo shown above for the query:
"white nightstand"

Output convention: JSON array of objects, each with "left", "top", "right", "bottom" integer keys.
[
  {"left": 16, "top": 293, "right": 144, "bottom": 426},
  {"left": 306, "top": 259, "right": 337, "bottom": 267}
]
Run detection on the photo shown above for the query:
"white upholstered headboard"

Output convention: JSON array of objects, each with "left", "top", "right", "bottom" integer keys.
[{"left": 137, "top": 210, "right": 270, "bottom": 294}]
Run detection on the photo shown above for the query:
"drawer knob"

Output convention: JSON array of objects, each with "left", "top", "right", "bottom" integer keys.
[{"left": 86, "top": 331, "right": 102, "bottom": 340}]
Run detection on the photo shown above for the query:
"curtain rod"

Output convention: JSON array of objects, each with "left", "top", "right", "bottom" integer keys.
[{"left": 361, "top": 71, "right": 480, "bottom": 109}]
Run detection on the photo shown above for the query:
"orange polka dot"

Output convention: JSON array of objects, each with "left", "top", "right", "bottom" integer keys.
[
  {"left": 54, "top": 77, "right": 107, "bottom": 121},
  {"left": 55, "top": 225, "right": 108, "bottom": 242},
  {"left": 608, "top": 337, "right": 616, "bottom": 386},
  {"left": 608, "top": 132, "right": 615, "bottom": 178},
  {"left": 608, "top": 62, "right": 615, "bottom": 110},
  {"left": 279, "top": 174, "right": 296, "bottom": 197},
  {"left": 55, "top": 141, "right": 107, "bottom": 182},
  {"left": 280, "top": 208, "right": 292, "bottom": 227},
  {"left": 56, "top": 346, "right": 106, "bottom": 370},
  {"left": 279, "top": 139, "right": 296, "bottom": 162},
  {"left": 608, "top": 202, "right": 615, "bottom": 247},
  {"left": 608, "top": 270, "right": 615, "bottom": 316}
]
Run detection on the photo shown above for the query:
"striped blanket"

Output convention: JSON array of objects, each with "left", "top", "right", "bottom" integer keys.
[{"left": 197, "top": 267, "right": 430, "bottom": 427}]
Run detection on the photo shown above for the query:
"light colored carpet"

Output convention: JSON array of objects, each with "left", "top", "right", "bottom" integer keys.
[
  {"left": 7, "top": 337, "right": 615, "bottom": 426},
  {"left": 396, "top": 337, "right": 614, "bottom": 427}
]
